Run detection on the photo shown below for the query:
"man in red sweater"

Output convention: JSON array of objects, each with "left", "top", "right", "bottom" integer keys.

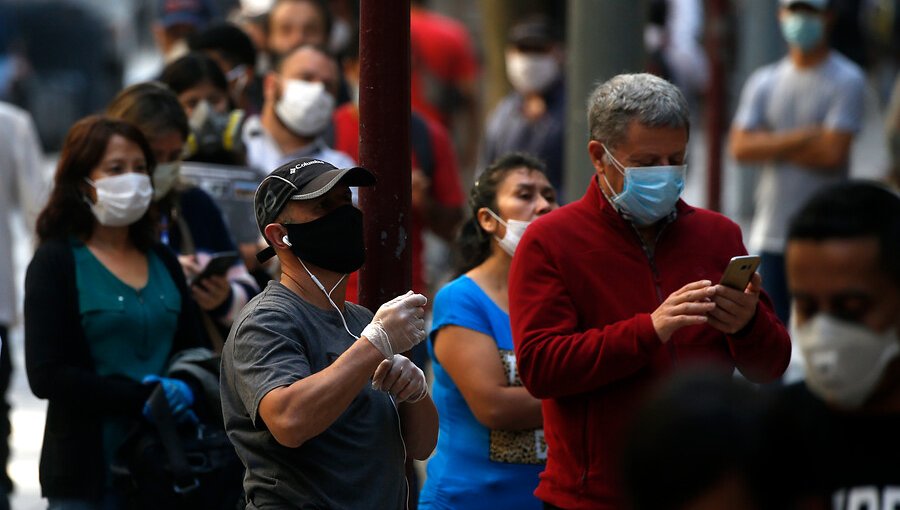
[{"left": 509, "top": 73, "right": 791, "bottom": 510}]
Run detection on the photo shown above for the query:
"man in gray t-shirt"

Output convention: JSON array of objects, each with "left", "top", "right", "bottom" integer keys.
[
  {"left": 729, "top": 0, "right": 865, "bottom": 324},
  {"left": 220, "top": 157, "right": 438, "bottom": 509}
]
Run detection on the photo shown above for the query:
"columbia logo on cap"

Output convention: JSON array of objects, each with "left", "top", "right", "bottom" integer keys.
[{"left": 290, "top": 159, "right": 327, "bottom": 174}]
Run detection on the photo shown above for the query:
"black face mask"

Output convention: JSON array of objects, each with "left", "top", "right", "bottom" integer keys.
[{"left": 282, "top": 204, "right": 365, "bottom": 274}]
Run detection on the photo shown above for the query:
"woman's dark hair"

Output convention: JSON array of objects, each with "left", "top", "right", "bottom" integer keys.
[
  {"left": 160, "top": 52, "right": 230, "bottom": 101},
  {"left": 107, "top": 81, "right": 190, "bottom": 141},
  {"left": 188, "top": 22, "right": 257, "bottom": 69},
  {"left": 455, "top": 152, "right": 547, "bottom": 275},
  {"left": 36, "top": 115, "right": 157, "bottom": 250}
]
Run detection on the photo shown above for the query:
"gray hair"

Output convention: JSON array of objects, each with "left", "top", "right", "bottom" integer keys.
[{"left": 587, "top": 73, "right": 690, "bottom": 149}]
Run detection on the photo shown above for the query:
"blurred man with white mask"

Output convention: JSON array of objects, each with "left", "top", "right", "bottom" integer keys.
[
  {"left": 729, "top": 0, "right": 866, "bottom": 326},
  {"left": 482, "top": 16, "right": 566, "bottom": 197},
  {"left": 761, "top": 182, "right": 900, "bottom": 508},
  {"left": 242, "top": 44, "right": 353, "bottom": 176}
]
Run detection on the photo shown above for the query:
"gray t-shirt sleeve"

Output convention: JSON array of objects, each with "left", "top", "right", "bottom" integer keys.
[
  {"left": 231, "top": 307, "right": 311, "bottom": 428},
  {"left": 824, "top": 72, "right": 865, "bottom": 134},
  {"left": 732, "top": 67, "right": 771, "bottom": 131}
]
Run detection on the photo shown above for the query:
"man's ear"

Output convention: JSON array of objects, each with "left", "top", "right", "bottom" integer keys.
[
  {"left": 587, "top": 140, "right": 607, "bottom": 174},
  {"left": 264, "top": 223, "right": 290, "bottom": 249},
  {"left": 263, "top": 72, "right": 279, "bottom": 102}
]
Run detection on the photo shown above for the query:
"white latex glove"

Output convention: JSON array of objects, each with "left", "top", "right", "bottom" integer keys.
[
  {"left": 372, "top": 354, "right": 428, "bottom": 403},
  {"left": 361, "top": 291, "right": 427, "bottom": 359}
]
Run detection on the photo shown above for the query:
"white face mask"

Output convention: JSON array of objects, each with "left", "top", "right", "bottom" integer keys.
[
  {"left": 152, "top": 161, "right": 181, "bottom": 201},
  {"left": 792, "top": 313, "right": 900, "bottom": 409},
  {"left": 274, "top": 79, "right": 335, "bottom": 137},
  {"left": 506, "top": 52, "right": 560, "bottom": 94},
  {"left": 85, "top": 173, "right": 153, "bottom": 227},
  {"left": 485, "top": 209, "right": 531, "bottom": 257}
]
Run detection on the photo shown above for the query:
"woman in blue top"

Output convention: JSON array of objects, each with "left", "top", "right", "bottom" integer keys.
[
  {"left": 24, "top": 116, "right": 207, "bottom": 508},
  {"left": 420, "top": 153, "right": 557, "bottom": 509}
]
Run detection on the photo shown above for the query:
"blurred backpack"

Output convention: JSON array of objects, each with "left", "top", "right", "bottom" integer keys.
[{"left": 112, "top": 348, "right": 244, "bottom": 510}]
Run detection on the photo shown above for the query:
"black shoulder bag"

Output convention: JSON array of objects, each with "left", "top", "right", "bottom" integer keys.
[{"left": 111, "top": 384, "right": 244, "bottom": 509}]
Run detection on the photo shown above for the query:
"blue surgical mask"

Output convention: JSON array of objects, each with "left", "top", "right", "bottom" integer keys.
[
  {"left": 601, "top": 144, "right": 686, "bottom": 227},
  {"left": 780, "top": 12, "right": 825, "bottom": 52}
]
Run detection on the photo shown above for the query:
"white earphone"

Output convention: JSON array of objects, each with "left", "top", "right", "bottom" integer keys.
[{"left": 282, "top": 234, "right": 292, "bottom": 246}]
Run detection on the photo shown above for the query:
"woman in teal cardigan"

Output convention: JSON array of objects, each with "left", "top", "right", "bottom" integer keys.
[{"left": 24, "top": 116, "right": 207, "bottom": 509}]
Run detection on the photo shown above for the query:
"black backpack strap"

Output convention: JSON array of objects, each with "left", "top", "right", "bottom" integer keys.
[
  {"left": 410, "top": 113, "right": 434, "bottom": 181},
  {"left": 147, "top": 385, "right": 200, "bottom": 495}
]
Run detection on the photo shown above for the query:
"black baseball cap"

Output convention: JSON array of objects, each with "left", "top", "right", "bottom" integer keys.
[
  {"left": 508, "top": 16, "right": 558, "bottom": 50},
  {"left": 254, "top": 157, "right": 375, "bottom": 262}
]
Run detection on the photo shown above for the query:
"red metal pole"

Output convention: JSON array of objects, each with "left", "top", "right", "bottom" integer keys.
[
  {"left": 358, "top": 1, "right": 412, "bottom": 310},
  {"left": 705, "top": 0, "right": 728, "bottom": 212}
]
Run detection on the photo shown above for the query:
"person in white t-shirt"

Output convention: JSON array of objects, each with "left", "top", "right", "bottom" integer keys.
[{"left": 729, "top": 0, "right": 865, "bottom": 325}]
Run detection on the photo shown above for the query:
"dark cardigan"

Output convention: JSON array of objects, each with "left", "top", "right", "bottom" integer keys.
[{"left": 24, "top": 237, "right": 207, "bottom": 499}]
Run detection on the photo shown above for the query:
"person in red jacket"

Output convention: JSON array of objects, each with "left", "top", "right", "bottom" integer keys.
[{"left": 508, "top": 73, "right": 791, "bottom": 510}]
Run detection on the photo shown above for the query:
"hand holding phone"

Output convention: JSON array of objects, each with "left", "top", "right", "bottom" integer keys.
[
  {"left": 709, "top": 255, "right": 763, "bottom": 334},
  {"left": 719, "top": 255, "right": 761, "bottom": 290},
  {"left": 191, "top": 251, "right": 239, "bottom": 285}
]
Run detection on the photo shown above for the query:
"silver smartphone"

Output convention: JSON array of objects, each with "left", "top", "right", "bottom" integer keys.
[{"left": 719, "top": 255, "right": 761, "bottom": 290}]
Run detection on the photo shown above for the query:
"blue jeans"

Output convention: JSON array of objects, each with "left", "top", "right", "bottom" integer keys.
[{"left": 759, "top": 251, "right": 790, "bottom": 325}]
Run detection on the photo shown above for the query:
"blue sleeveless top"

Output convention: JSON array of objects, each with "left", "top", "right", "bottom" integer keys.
[{"left": 419, "top": 275, "right": 544, "bottom": 510}]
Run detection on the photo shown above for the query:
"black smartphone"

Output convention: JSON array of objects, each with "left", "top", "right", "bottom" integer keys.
[
  {"left": 191, "top": 251, "right": 239, "bottom": 285},
  {"left": 719, "top": 255, "right": 761, "bottom": 290}
]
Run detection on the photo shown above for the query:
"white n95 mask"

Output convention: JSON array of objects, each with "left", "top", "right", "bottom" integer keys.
[
  {"left": 506, "top": 52, "right": 560, "bottom": 94},
  {"left": 485, "top": 209, "right": 531, "bottom": 257},
  {"left": 274, "top": 79, "right": 335, "bottom": 137},
  {"left": 152, "top": 161, "right": 181, "bottom": 201},
  {"left": 85, "top": 173, "right": 153, "bottom": 227},
  {"left": 792, "top": 313, "right": 900, "bottom": 410}
]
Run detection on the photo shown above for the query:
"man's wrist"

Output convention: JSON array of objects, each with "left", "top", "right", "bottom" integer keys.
[{"left": 358, "top": 332, "right": 391, "bottom": 360}]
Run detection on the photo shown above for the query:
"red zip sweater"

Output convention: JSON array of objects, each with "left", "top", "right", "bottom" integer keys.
[{"left": 509, "top": 177, "right": 790, "bottom": 509}]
